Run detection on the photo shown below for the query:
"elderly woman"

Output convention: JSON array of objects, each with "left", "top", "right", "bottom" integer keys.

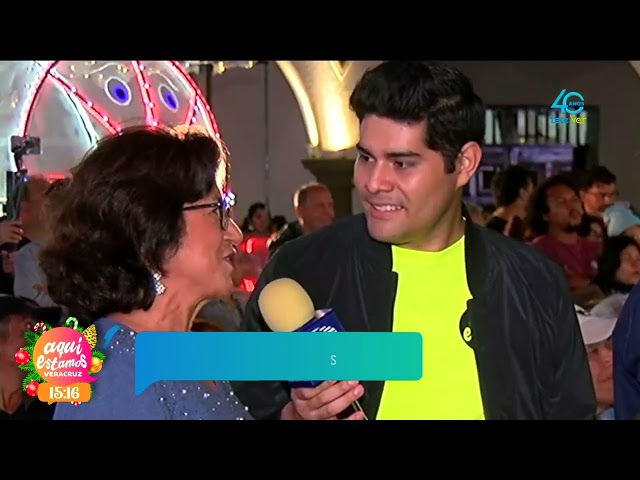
[{"left": 39, "top": 126, "right": 258, "bottom": 420}]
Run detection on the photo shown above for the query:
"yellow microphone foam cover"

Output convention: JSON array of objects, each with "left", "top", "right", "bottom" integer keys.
[{"left": 258, "top": 278, "right": 316, "bottom": 332}]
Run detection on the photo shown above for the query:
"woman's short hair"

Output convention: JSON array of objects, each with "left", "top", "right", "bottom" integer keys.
[{"left": 39, "top": 125, "right": 229, "bottom": 323}]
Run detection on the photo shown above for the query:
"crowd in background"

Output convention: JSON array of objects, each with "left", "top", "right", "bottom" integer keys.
[{"left": 467, "top": 164, "right": 638, "bottom": 419}]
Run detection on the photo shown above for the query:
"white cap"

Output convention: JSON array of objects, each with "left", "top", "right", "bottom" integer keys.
[{"left": 575, "top": 305, "right": 617, "bottom": 346}]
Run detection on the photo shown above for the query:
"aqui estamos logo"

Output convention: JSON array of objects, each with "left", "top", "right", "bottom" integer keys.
[
  {"left": 14, "top": 317, "right": 107, "bottom": 406},
  {"left": 549, "top": 89, "right": 587, "bottom": 125}
]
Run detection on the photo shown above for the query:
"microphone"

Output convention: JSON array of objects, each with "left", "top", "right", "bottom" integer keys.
[{"left": 258, "top": 277, "right": 368, "bottom": 419}]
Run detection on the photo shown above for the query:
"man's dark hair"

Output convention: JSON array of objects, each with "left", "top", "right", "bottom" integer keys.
[
  {"left": 490, "top": 165, "right": 535, "bottom": 207},
  {"left": 582, "top": 166, "right": 617, "bottom": 190},
  {"left": 525, "top": 174, "right": 580, "bottom": 237},
  {"left": 349, "top": 61, "right": 486, "bottom": 173},
  {"left": 39, "top": 126, "right": 228, "bottom": 324}
]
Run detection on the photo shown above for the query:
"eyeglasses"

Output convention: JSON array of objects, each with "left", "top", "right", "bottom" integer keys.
[{"left": 182, "top": 192, "right": 236, "bottom": 230}]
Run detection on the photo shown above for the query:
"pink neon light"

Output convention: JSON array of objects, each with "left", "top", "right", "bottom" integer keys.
[
  {"left": 131, "top": 61, "right": 157, "bottom": 127},
  {"left": 185, "top": 93, "right": 197, "bottom": 126},
  {"left": 19, "top": 61, "right": 58, "bottom": 137},
  {"left": 44, "top": 173, "right": 69, "bottom": 182},
  {"left": 21, "top": 61, "right": 219, "bottom": 141},
  {"left": 48, "top": 70, "right": 120, "bottom": 135},
  {"left": 242, "top": 278, "right": 256, "bottom": 293},
  {"left": 169, "top": 61, "right": 220, "bottom": 135}
]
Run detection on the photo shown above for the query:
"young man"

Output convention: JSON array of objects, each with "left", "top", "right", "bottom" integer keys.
[
  {"left": 234, "top": 61, "right": 596, "bottom": 420},
  {"left": 527, "top": 176, "right": 601, "bottom": 292}
]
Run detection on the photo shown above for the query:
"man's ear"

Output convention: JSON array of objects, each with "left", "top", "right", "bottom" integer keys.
[{"left": 455, "top": 142, "right": 483, "bottom": 189}]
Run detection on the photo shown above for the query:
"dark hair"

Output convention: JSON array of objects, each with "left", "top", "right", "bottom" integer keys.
[
  {"left": 0, "top": 296, "right": 62, "bottom": 339},
  {"left": 595, "top": 235, "right": 640, "bottom": 295},
  {"left": 490, "top": 166, "right": 535, "bottom": 207},
  {"left": 349, "top": 61, "right": 485, "bottom": 173},
  {"left": 270, "top": 215, "right": 287, "bottom": 232},
  {"left": 39, "top": 126, "right": 228, "bottom": 324},
  {"left": 241, "top": 202, "right": 267, "bottom": 233},
  {"left": 525, "top": 175, "right": 580, "bottom": 237},
  {"left": 582, "top": 166, "right": 616, "bottom": 190}
]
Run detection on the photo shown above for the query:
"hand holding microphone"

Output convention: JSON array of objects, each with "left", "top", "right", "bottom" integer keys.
[
  {"left": 258, "top": 277, "right": 367, "bottom": 420},
  {"left": 288, "top": 380, "right": 365, "bottom": 420}
]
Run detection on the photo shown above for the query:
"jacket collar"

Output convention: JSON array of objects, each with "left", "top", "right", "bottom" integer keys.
[{"left": 354, "top": 204, "right": 491, "bottom": 295}]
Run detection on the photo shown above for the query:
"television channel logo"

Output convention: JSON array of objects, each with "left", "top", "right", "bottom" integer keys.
[{"left": 549, "top": 89, "right": 586, "bottom": 124}]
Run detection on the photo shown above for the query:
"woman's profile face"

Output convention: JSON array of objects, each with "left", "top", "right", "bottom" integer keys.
[
  {"left": 163, "top": 189, "right": 243, "bottom": 301},
  {"left": 251, "top": 207, "right": 270, "bottom": 233},
  {"left": 616, "top": 244, "right": 640, "bottom": 287}
]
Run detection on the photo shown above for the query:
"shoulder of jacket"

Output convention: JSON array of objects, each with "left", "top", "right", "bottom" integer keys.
[{"left": 476, "top": 225, "right": 565, "bottom": 283}]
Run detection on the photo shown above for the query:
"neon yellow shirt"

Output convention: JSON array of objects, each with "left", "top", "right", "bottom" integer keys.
[{"left": 376, "top": 237, "right": 484, "bottom": 420}]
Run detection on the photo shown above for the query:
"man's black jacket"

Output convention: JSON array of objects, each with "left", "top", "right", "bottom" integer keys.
[{"left": 233, "top": 213, "right": 597, "bottom": 420}]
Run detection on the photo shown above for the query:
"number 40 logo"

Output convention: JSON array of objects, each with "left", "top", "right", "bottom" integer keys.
[{"left": 550, "top": 89, "right": 586, "bottom": 115}]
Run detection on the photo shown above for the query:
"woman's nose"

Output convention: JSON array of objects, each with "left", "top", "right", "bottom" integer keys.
[{"left": 225, "top": 218, "right": 243, "bottom": 245}]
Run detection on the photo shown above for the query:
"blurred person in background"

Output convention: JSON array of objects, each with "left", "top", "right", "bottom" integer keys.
[
  {"left": 592, "top": 235, "right": 640, "bottom": 318},
  {"left": 579, "top": 166, "right": 618, "bottom": 220},
  {"left": 0, "top": 177, "right": 50, "bottom": 295},
  {"left": 13, "top": 178, "right": 70, "bottom": 306},
  {"left": 240, "top": 202, "right": 271, "bottom": 237},
  {"left": 0, "top": 296, "right": 56, "bottom": 420},
  {"left": 526, "top": 175, "right": 600, "bottom": 291},
  {"left": 575, "top": 305, "right": 616, "bottom": 420},
  {"left": 485, "top": 165, "right": 535, "bottom": 239},
  {"left": 268, "top": 182, "right": 335, "bottom": 257},
  {"left": 584, "top": 215, "right": 606, "bottom": 244},
  {"left": 240, "top": 202, "right": 271, "bottom": 267}
]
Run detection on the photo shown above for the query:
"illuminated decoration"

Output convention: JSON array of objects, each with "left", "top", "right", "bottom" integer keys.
[
  {"left": 183, "top": 61, "right": 258, "bottom": 76},
  {"left": 0, "top": 60, "right": 220, "bottom": 190},
  {"left": 222, "top": 191, "right": 236, "bottom": 210},
  {"left": 275, "top": 61, "right": 320, "bottom": 150}
]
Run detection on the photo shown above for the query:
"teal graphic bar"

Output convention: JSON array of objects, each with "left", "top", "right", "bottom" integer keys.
[{"left": 135, "top": 332, "right": 423, "bottom": 394}]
